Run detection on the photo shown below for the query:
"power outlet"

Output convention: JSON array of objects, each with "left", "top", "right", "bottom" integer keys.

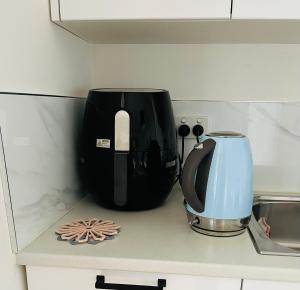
[{"left": 175, "top": 115, "right": 209, "bottom": 139}]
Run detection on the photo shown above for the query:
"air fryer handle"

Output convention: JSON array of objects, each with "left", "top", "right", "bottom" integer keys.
[
  {"left": 114, "top": 110, "right": 130, "bottom": 207},
  {"left": 114, "top": 153, "right": 128, "bottom": 206},
  {"left": 181, "top": 139, "right": 216, "bottom": 213}
]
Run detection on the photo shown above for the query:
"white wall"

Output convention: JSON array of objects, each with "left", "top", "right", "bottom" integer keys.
[
  {"left": 0, "top": 0, "right": 91, "bottom": 96},
  {"left": 0, "top": 1, "right": 91, "bottom": 290},
  {"left": 91, "top": 44, "right": 300, "bottom": 101}
]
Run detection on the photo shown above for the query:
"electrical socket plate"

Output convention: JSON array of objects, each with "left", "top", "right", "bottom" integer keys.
[{"left": 175, "top": 115, "right": 209, "bottom": 139}]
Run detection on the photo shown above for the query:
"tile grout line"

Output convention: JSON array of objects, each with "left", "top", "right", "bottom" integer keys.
[{"left": 0, "top": 127, "right": 19, "bottom": 252}]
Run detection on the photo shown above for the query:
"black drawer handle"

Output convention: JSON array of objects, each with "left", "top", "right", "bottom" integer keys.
[{"left": 95, "top": 275, "right": 166, "bottom": 290}]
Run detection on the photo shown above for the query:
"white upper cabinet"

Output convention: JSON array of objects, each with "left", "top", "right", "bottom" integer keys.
[
  {"left": 242, "top": 279, "right": 300, "bottom": 290},
  {"left": 54, "top": 0, "right": 232, "bottom": 21},
  {"left": 49, "top": 0, "right": 300, "bottom": 43},
  {"left": 232, "top": 0, "right": 300, "bottom": 19}
]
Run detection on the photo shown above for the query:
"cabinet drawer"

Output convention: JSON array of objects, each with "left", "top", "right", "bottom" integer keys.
[
  {"left": 57, "top": 0, "right": 231, "bottom": 21},
  {"left": 243, "top": 279, "right": 300, "bottom": 290},
  {"left": 26, "top": 266, "right": 241, "bottom": 290},
  {"left": 232, "top": 0, "right": 300, "bottom": 19}
]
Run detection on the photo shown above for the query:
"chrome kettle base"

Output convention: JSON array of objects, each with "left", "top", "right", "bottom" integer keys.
[{"left": 185, "top": 209, "right": 251, "bottom": 237}]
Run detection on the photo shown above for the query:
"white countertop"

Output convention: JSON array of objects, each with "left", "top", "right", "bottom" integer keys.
[{"left": 17, "top": 187, "right": 300, "bottom": 282}]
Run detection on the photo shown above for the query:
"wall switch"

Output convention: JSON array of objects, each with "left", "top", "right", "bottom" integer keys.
[{"left": 175, "top": 115, "right": 209, "bottom": 138}]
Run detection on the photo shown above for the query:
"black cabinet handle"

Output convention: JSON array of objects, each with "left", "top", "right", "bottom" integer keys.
[{"left": 95, "top": 275, "right": 166, "bottom": 290}]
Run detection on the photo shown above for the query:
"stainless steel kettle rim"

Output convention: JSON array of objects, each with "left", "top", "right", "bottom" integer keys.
[
  {"left": 207, "top": 131, "right": 245, "bottom": 138},
  {"left": 184, "top": 202, "right": 251, "bottom": 236}
]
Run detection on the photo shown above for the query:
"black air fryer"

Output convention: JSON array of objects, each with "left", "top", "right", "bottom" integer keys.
[{"left": 81, "top": 89, "right": 177, "bottom": 210}]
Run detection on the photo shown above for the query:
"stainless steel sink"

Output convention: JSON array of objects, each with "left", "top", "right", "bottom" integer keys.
[{"left": 248, "top": 195, "right": 300, "bottom": 257}]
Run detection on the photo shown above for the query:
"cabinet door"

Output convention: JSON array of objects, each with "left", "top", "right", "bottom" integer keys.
[
  {"left": 243, "top": 279, "right": 300, "bottom": 290},
  {"left": 58, "top": 0, "right": 231, "bottom": 21},
  {"left": 26, "top": 266, "right": 241, "bottom": 290},
  {"left": 232, "top": 0, "right": 300, "bottom": 19}
]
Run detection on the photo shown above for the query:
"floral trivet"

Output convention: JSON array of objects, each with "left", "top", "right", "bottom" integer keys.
[{"left": 55, "top": 218, "right": 121, "bottom": 245}]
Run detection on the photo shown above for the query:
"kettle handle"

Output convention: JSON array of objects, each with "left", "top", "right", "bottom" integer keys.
[{"left": 181, "top": 139, "right": 216, "bottom": 213}]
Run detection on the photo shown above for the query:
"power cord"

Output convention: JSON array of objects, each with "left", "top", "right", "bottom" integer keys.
[
  {"left": 173, "top": 124, "right": 204, "bottom": 186},
  {"left": 192, "top": 124, "right": 204, "bottom": 143},
  {"left": 174, "top": 124, "right": 190, "bottom": 185}
]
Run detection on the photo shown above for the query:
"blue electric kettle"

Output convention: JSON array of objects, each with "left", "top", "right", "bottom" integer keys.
[{"left": 181, "top": 131, "right": 253, "bottom": 237}]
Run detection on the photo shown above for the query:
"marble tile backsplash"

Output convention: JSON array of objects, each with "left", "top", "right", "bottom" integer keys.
[
  {"left": 173, "top": 100, "right": 300, "bottom": 194},
  {"left": 0, "top": 93, "right": 85, "bottom": 251},
  {"left": 1, "top": 95, "right": 299, "bottom": 252}
]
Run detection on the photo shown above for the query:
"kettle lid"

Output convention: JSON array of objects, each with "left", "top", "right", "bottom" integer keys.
[{"left": 207, "top": 131, "right": 245, "bottom": 138}]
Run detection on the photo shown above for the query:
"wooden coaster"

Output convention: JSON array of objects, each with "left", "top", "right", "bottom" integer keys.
[{"left": 55, "top": 218, "right": 121, "bottom": 245}]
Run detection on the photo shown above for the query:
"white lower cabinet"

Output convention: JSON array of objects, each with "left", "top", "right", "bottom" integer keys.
[
  {"left": 243, "top": 279, "right": 300, "bottom": 290},
  {"left": 26, "top": 266, "right": 241, "bottom": 290}
]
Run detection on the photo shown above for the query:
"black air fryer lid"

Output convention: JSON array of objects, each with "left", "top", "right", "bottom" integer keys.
[
  {"left": 87, "top": 88, "right": 168, "bottom": 104},
  {"left": 87, "top": 88, "right": 176, "bottom": 152}
]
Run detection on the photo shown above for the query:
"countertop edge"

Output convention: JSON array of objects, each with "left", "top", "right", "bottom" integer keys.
[{"left": 16, "top": 252, "right": 300, "bottom": 283}]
